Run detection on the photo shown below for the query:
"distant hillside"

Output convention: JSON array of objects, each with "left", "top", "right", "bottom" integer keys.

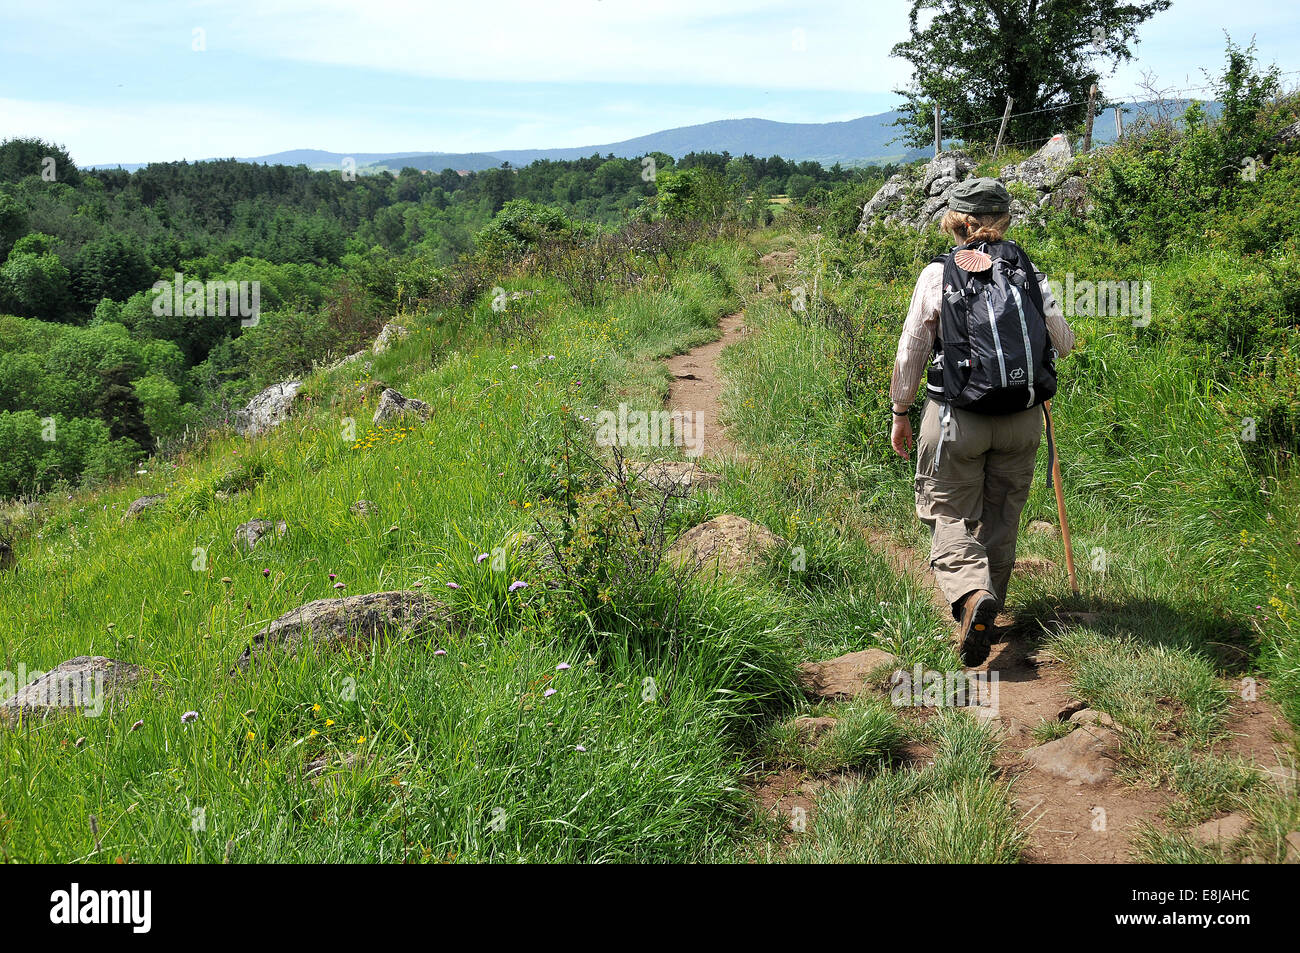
[{"left": 87, "top": 101, "right": 1207, "bottom": 174}]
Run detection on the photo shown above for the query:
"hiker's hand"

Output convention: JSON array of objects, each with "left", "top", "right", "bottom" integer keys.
[{"left": 891, "top": 414, "right": 913, "bottom": 460}]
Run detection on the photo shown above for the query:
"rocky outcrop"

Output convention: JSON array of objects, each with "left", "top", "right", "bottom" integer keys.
[
  {"left": 234, "top": 381, "right": 303, "bottom": 436},
  {"left": 371, "top": 323, "right": 409, "bottom": 354},
  {"left": 1, "top": 656, "right": 148, "bottom": 723},
  {"left": 121, "top": 494, "right": 166, "bottom": 524},
  {"left": 233, "top": 518, "right": 288, "bottom": 553},
  {"left": 797, "top": 648, "right": 901, "bottom": 700},
  {"left": 235, "top": 590, "right": 454, "bottom": 667},
  {"left": 372, "top": 388, "right": 431, "bottom": 426},
  {"left": 858, "top": 135, "right": 1088, "bottom": 233},
  {"left": 665, "top": 515, "right": 785, "bottom": 576}
]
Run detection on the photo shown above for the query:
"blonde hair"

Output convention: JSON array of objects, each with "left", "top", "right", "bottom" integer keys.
[{"left": 940, "top": 210, "right": 1012, "bottom": 245}]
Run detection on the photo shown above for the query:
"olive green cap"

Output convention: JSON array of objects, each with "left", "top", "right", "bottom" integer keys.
[{"left": 947, "top": 177, "right": 1011, "bottom": 214}]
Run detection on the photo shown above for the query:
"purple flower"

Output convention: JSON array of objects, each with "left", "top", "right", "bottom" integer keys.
[
  {"left": 556, "top": 662, "right": 570, "bottom": 671},
  {"left": 328, "top": 573, "right": 337, "bottom": 581},
  {"left": 510, "top": 364, "right": 519, "bottom": 370},
  {"left": 543, "top": 688, "right": 557, "bottom": 698},
  {"left": 130, "top": 719, "right": 144, "bottom": 733},
  {"left": 475, "top": 552, "right": 490, "bottom": 564},
  {"left": 446, "top": 581, "right": 460, "bottom": 589},
  {"left": 575, "top": 745, "right": 586, "bottom": 752},
  {"left": 181, "top": 711, "right": 198, "bottom": 724},
  {"left": 333, "top": 582, "right": 346, "bottom": 590},
  {"left": 508, "top": 580, "right": 528, "bottom": 593},
  {"left": 434, "top": 649, "right": 447, "bottom": 656},
  {"left": 262, "top": 568, "right": 271, "bottom": 578}
]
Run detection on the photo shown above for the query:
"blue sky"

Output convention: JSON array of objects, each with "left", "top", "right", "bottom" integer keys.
[{"left": 2, "top": 0, "right": 1298, "bottom": 166}]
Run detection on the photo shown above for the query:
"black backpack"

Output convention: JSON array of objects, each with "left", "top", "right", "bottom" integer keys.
[{"left": 926, "top": 239, "right": 1057, "bottom": 415}]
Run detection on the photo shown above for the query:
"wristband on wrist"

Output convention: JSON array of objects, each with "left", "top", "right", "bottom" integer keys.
[{"left": 891, "top": 408, "right": 909, "bottom": 416}]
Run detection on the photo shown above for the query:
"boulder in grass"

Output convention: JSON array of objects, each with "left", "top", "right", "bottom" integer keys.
[
  {"left": 665, "top": 515, "right": 785, "bottom": 576},
  {"left": 797, "top": 648, "right": 901, "bottom": 701},
  {"left": 121, "top": 494, "right": 166, "bottom": 524},
  {"left": 1024, "top": 725, "right": 1119, "bottom": 784},
  {"left": 235, "top": 590, "right": 455, "bottom": 667},
  {"left": 371, "top": 323, "right": 409, "bottom": 354},
  {"left": 233, "top": 518, "right": 288, "bottom": 553},
  {"left": 372, "top": 388, "right": 431, "bottom": 426},
  {"left": 1190, "top": 813, "right": 1250, "bottom": 846},
  {"left": 234, "top": 380, "right": 303, "bottom": 436},
  {"left": 0, "top": 656, "right": 147, "bottom": 724}
]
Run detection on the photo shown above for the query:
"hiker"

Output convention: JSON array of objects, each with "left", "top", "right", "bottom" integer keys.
[{"left": 888, "top": 178, "right": 1075, "bottom": 666}]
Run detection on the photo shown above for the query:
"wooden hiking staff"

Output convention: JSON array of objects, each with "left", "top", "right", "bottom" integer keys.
[{"left": 1043, "top": 400, "right": 1079, "bottom": 594}]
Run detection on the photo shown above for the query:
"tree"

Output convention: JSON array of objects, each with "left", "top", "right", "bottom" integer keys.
[{"left": 890, "top": 0, "right": 1171, "bottom": 149}]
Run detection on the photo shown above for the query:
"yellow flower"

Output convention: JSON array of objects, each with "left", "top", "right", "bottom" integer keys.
[
  {"left": 326, "top": 719, "right": 335, "bottom": 726},
  {"left": 356, "top": 736, "right": 366, "bottom": 745},
  {"left": 246, "top": 731, "right": 255, "bottom": 741},
  {"left": 312, "top": 703, "right": 321, "bottom": 712},
  {"left": 309, "top": 729, "right": 318, "bottom": 737}
]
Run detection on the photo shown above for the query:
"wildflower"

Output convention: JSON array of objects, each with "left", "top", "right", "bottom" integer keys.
[
  {"left": 329, "top": 573, "right": 337, "bottom": 581},
  {"left": 475, "top": 552, "right": 490, "bottom": 564},
  {"left": 312, "top": 703, "right": 321, "bottom": 712},
  {"left": 181, "top": 711, "right": 198, "bottom": 723},
  {"left": 309, "top": 729, "right": 318, "bottom": 737},
  {"left": 130, "top": 720, "right": 144, "bottom": 733},
  {"left": 326, "top": 719, "right": 335, "bottom": 726},
  {"left": 556, "top": 662, "right": 570, "bottom": 671},
  {"left": 508, "top": 580, "right": 527, "bottom": 593},
  {"left": 575, "top": 745, "right": 586, "bottom": 752},
  {"left": 262, "top": 568, "right": 271, "bottom": 578},
  {"left": 446, "top": 581, "right": 460, "bottom": 589},
  {"left": 543, "top": 688, "right": 557, "bottom": 698},
  {"left": 334, "top": 582, "right": 346, "bottom": 590},
  {"left": 246, "top": 731, "right": 256, "bottom": 741},
  {"left": 434, "top": 649, "right": 447, "bottom": 656},
  {"left": 356, "top": 736, "right": 366, "bottom": 745}
]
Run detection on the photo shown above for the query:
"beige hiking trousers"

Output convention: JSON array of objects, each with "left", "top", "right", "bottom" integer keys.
[{"left": 914, "top": 399, "right": 1043, "bottom": 615}]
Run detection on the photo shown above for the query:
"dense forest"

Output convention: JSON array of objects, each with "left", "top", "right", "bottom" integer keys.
[{"left": 0, "top": 141, "right": 879, "bottom": 498}]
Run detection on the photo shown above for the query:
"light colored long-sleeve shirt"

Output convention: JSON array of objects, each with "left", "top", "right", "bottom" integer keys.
[{"left": 889, "top": 261, "right": 1075, "bottom": 408}]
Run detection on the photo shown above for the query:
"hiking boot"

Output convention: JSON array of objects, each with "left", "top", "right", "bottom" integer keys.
[{"left": 956, "top": 589, "right": 998, "bottom": 667}]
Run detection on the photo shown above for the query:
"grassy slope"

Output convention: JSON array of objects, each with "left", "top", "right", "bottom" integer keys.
[{"left": 0, "top": 241, "right": 801, "bottom": 863}]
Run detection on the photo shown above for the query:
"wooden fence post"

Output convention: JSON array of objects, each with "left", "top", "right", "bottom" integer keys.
[
  {"left": 1114, "top": 105, "right": 1124, "bottom": 140},
  {"left": 1082, "top": 83, "right": 1098, "bottom": 152},
  {"left": 994, "top": 96, "right": 1013, "bottom": 157}
]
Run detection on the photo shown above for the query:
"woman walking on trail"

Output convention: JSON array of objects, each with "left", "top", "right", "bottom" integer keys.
[{"left": 888, "top": 177, "right": 1075, "bottom": 667}]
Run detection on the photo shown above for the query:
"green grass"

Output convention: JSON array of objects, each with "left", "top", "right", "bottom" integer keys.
[{"left": 0, "top": 240, "right": 807, "bottom": 863}]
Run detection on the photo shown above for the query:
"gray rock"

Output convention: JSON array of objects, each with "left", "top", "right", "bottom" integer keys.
[
  {"left": 0, "top": 537, "right": 13, "bottom": 571},
  {"left": 1002, "top": 134, "right": 1075, "bottom": 191},
  {"left": 921, "top": 151, "right": 977, "bottom": 194},
  {"left": 797, "top": 648, "right": 901, "bottom": 700},
  {"left": 236, "top": 590, "right": 455, "bottom": 667},
  {"left": 1, "top": 656, "right": 147, "bottom": 724},
  {"left": 372, "top": 388, "right": 431, "bottom": 426},
  {"left": 233, "top": 518, "right": 287, "bottom": 553},
  {"left": 1024, "top": 725, "right": 1119, "bottom": 784},
  {"left": 371, "top": 323, "right": 409, "bottom": 355},
  {"left": 121, "top": 494, "right": 166, "bottom": 524},
  {"left": 349, "top": 500, "right": 379, "bottom": 517},
  {"left": 1047, "top": 175, "right": 1092, "bottom": 216},
  {"left": 858, "top": 177, "right": 910, "bottom": 230},
  {"left": 234, "top": 381, "right": 303, "bottom": 436},
  {"left": 665, "top": 515, "right": 786, "bottom": 576}
]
